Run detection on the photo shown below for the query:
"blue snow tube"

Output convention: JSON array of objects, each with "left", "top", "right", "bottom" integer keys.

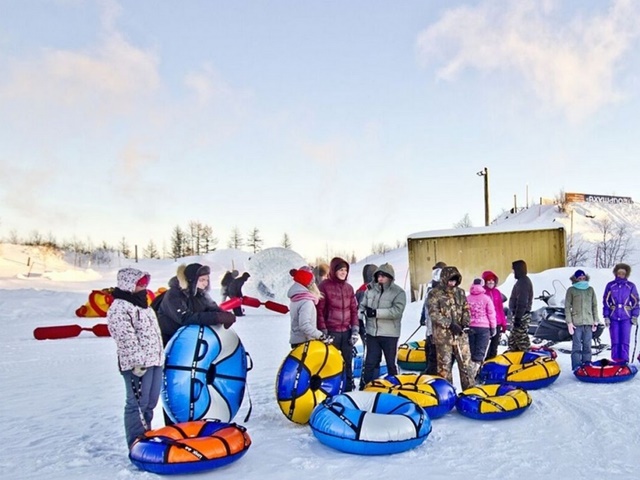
[
  {"left": 352, "top": 344, "right": 388, "bottom": 379},
  {"left": 455, "top": 384, "right": 532, "bottom": 420},
  {"left": 309, "top": 391, "right": 431, "bottom": 455},
  {"left": 163, "top": 324, "right": 248, "bottom": 423}
]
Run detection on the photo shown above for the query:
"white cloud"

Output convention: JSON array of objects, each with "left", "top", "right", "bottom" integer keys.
[{"left": 417, "top": 0, "right": 640, "bottom": 121}]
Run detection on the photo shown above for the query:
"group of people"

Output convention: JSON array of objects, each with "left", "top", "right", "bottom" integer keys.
[
  {"left": 106, "top": 257, "right": 639, "bottom": 451},
  {"left": 287, "top": 258, "right": 407, "bottom": 392}
]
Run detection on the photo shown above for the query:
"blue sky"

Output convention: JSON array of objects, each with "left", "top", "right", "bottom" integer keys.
[{"left": 1, "top": 0, "right": 640, "bottom": 261}]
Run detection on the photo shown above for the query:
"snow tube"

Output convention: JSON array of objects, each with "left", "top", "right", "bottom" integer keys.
[
  {"left": 276, "top": 340, "right": 345, "bottom": 424},
  {"left": 456, "top": 384, "right": 532, "bottom": 420},
  {"left": 574, "top": 359, "right": 638, "bottom": 384},
  {"left": 75, "top": 288, "right": 114, "bottom": 317},
  {"left": 479, "top": 351, "right": 561, "bottom": 390},
  {"left": 163, "top": 324, "right": 247, "bottom": 423},
  {"left": 363, "top": 373, "right": 456, "bottom": 419},
  {"left": 352, "top": 344, "right": 388, "bottom": 379},
  {"left": 129, "top": 420, "right": 251, "bottom": 475},
  {"left": 397, "top": 340, "right": 427, "bottom": 371},
  {"left": 309, "top": 391, "right": 431, "bottom": 455}
]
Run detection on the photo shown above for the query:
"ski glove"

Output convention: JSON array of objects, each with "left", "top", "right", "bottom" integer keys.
[
  {"left": 567, "top": 323, "right": 575, "bottom": 336},
  {"left": 132, "top": 365, "right": 147, "bottom": 377},
  {"left": 633, "top": 317, "right": 638, "bottom": 326},
  {"left": 449, "top": 321, "right": 463, "bottom": 336},
  {"left": 365, "top": 307, "right": 377, "bottom": 318},
  {"left": 350, "top": 327, "right": 360, "bottom": 346}
]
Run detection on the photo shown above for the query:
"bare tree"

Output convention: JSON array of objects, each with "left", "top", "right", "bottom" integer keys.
[
  {"left": 228, "top": 227, "right": 244, "bottom": 249},
  {"left": 594, "top": 219, "right": 635, "bottom": 268},
  {"left": 566, "top": 238, "right": 591, "bottom": 267},
  {"left": 555, "top": 188, "right": 568, "bottom": 213},
  {"left": 119, "top": 237, "right": 131, "bottom": 258},
  {"left": 371, "top": 242, "right": 391, "bottom": 255},
  {"left": 453, "top": 213, "right": 473, "bottom": 229}
]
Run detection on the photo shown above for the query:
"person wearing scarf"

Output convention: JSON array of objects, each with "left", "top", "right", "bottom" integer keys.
[
  {"left": 565, "top": 269, "right": 600, "bottom": 370},
  {"left": 107, "top": 267, "right": 164, "bottom": 448}
]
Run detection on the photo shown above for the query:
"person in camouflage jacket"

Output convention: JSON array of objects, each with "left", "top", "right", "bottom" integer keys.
[{"left": 427, "top": 266, "right": 475, "bottom": 390}]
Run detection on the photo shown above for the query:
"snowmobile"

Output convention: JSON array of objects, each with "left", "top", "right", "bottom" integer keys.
[{"left": 529, "top": 280, "right": 606, "bottom": 354}]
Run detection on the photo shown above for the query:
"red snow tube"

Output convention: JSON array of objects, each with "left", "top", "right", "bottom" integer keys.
[{"left": 573, "top": 359, "right": 638, "bottom": 383}]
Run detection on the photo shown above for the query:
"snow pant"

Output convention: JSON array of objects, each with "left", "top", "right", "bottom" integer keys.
[
  {"left": 508, "top": 312, "right": 531, "bottom": 352},
  {"left": 610, "top": 319, "right": 632, "bottom": 363},
  {"left": 362, "top": 335, "right": 398, "bottom": 387},
  {"left": 423, "top": 334, "right": 438, "bottom": 375},
  {"left": 435, "top": 334, "right": 475, "bottom": 391},
  {"left": 122, "top": 366, "right": 163, "bottom": 448},
  {"left": 485, "top": 325, "right": 504, "bottom": 361},
  {"left": 468, "top": 327, "right": 491, "bottom": 363},
  {"left": 571, "top": 325, "right": 593, "bottom": 370},
  {"left": 329, "top": 330, "right": 355, "bottom": 391}
]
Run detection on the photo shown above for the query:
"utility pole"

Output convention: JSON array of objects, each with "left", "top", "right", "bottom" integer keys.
[{"left": 476, "top": 167, "right": 490, "bottom": 226}]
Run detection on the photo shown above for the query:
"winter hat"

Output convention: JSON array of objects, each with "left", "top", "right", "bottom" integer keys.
[
  {"left": 473, "top": 278, "right": 484, "bottom": 286},
  {"left": 136, "top": 274, "right": 150, "bottom": 289},
  {"left": 184, "top": 263, "right": 211, "bottom": 283},
  {"left": 290, "top": 266, "right": 314, "bottom": 287},
  {"left": 573, "top": 269, "right": 586, "bottom": 279},
  {"left": 482, "top": 271, "right": 498, "bottom": 283},
  {"left": 433, "top": 261, "right": 447, "bottom": 270}
]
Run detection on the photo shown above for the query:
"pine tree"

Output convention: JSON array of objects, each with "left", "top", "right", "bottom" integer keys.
[
  {"left": 228, "top": 227, "right": 244, "bottom": 249},
  {"left": 246, "top": 227, "right": 263, "bottom": 253},
  {"left": 171, "top": 226, "right": 186, "bottom": 259},
  {"left": 144, "top": 240, "right": 160, "bottom": 259},
  {"left": 281, "top": 232, "right": 292, "bottom": 249}
]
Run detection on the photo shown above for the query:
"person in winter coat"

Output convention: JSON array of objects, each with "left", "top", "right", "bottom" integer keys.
[
  {"left": 602, "top": 263, "right": 639, "bottom": 363},
  {"left": 419, "top": 263, "right": 446, "bottom": 375},
  {"left": 466, "top": 278, "right": 496, "bottom": 379},
  {"left": 288, "top": 266, "right": 331, "bottom": 348},
  {"left": 565, "top": 269, "right": 600, "bottom": 370},
  {"left": 228, "top": 272, "right": 251, "bottom": 316},
  {"left": 355, "top": 263, "right": 378, "bottom": 344},
  {"left": 359, "top": 263, "right": 407, "bottom": 387},
  {"left": 313, "top": 263, "right": 330, "bottom": 285},
  {"left": 220, "top": 269, "right": 239, "bottom": 302},
  {"left": 508, "top": 259, "right": 533, "bottom": 352},
  {"left": 156, "top": 263, "right": 236, "bottom": 346},
  {"left": 317, "top": 257, "right": 360, "bottom": 391},
  {"left": 482, "top": 270, "right": 508, "bottom": 360},
  {"left": 427, "top": 266, "right": 475, "bottom": 390},
  {"left": 106, "top": 268, "right": 164, "bottom": 448}
]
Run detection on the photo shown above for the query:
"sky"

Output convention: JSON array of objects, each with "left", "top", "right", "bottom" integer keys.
[
  {"left": 2, "top": 241, "right": 640, "bottom": 478},
  {"left": 2, "top": 0, "right": 640, "bottom": 261}
]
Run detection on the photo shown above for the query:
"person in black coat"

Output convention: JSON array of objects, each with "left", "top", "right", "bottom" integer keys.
[
  {"left": 220, "top": 269, "right": 239, "bottom": 302},
  {"left": 228, "top": 272, "right": 251, "bottom": 316},
  {"left": 156, "top": 263, "right": 236, "bottom": 346},
  {"left": 507, "top": 259, "right": 534, "bottom": 352}
]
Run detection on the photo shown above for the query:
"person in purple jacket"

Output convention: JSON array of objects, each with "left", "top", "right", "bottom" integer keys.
[
  {"left": 317, "top": 257, "right": 360, "bottom": 391},
  {"left": 602, "top": 263, "right": 639, "bottom": 363}
]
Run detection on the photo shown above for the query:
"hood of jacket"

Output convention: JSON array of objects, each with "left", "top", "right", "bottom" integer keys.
[
  {"left": 481, "top": 270, "right": 499, "bottom": 284},
  {"left": 116, "top": 267, "right": 149, "bottom": 293},
  {"left": 177, "top": 263, "right": 211, "bottom": 295},
  {"left": 512, "top": 260, "right": 528, "bottom": 280},
  {"left": 613, "top": 263, "right": 631, "bottom": 277},
  {"left": 362, "top": 264, "right": 378, "bottom": 284},
  {"left": 328, "top": 257, "right": 350, "bottom": 282},
  {"left": 374, "top": 263, "right": 395, "bottom": 282},
  {"left": 439, "top": 266, "right": 462, "bottom": 287}
]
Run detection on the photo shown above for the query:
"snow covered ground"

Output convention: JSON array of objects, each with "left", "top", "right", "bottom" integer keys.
[{"left": 1, "top": 243, "right": 640, "bottom": 479}]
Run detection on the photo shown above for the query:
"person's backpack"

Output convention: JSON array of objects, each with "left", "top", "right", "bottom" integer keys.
[{"left": 150, "top": 290, "right": 167, "bottom": 314}]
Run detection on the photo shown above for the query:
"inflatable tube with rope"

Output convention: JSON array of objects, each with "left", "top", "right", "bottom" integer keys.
[
  {"left": 309, "top": 391, "right": 431, "bottom": 455},
  {"left": 397, "top": 340, "right": 427, "bottom": 371},
  {"left": 455, "top": 384, "right": 532, "bottom": 420},
  {"left": 574, "top": 359, "right": 638, "bottom": 383},
  {"left": 275, "top": 340, "right": 345, "bottom": 424},
  {"left": 363, "top": 373, "right": 456, "bottom": 419},
  {"left": 479, "top": 350, "right": 561, "bottom": 390},
  {"left": 129, "top": 420, "right": 251, "bottom": 475},
  {"left": 163, "top": 324, "right": 249, "bottom": 423}
]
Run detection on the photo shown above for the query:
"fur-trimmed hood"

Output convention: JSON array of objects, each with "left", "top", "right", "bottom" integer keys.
[
  {"left": 171, "top": 263, "right": 211, "bottom": 295},
  {"left": 613, "top": 263, "right": 631, "bottom": 277}
]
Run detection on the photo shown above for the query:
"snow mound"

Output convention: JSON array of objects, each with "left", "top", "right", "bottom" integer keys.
[{"left": 243, "top": 247, "right": 306, "bottom": 304}]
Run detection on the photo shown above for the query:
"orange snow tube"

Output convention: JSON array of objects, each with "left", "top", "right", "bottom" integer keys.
[{"left": 75, "top": 288, "right": 114, "bottom": 317}]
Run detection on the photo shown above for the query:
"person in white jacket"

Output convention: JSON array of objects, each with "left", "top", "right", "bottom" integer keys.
[
  {"left": 288, "top": 266, "right": 331, "bottom": 348},
  {"left": 107, "top": 267, "right": 164, "bottom": 448}
]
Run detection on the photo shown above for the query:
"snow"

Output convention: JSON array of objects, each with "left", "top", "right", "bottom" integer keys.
[{"left": 2, "top": 209, "right": 640, "bottom": 478}]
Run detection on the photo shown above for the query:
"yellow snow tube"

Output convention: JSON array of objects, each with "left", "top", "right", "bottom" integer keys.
[
  {"left": 75, "top": 288, "right": 114, "bottom": 317},
  {"left": 275, "top": 340, "right": 345, "bottom": 424},
  {"left": 480, "top": 351, "right": 561, "bottom": 390},
  {"left": 456, "top": 384, "right": 532, "bottom": 420},
  {"left": 397, "top": 340, "right": 427, "bottom": 371},
  {"left": 363, "top": 373, "right": 456, "bottom": 419}
]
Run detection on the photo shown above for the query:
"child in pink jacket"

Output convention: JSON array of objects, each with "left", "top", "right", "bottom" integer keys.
[{"left": 467, "top": 278, "right": 496, "bottom": 378}]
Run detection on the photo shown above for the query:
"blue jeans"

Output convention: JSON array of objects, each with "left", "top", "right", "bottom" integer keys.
[
  {"left": 122, "top": 366, "right": 163, "bottom": 447},
  {"left": 571, "top": 325, "right": 593, "bottom": 370}
]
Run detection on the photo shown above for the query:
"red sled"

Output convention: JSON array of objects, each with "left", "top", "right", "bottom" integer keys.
[
  {"left": 34, "top": 323, "right": 111, "bottom": 340},
  {"left": 241, "top": 296, "right": 289, "bottom": 314}
]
